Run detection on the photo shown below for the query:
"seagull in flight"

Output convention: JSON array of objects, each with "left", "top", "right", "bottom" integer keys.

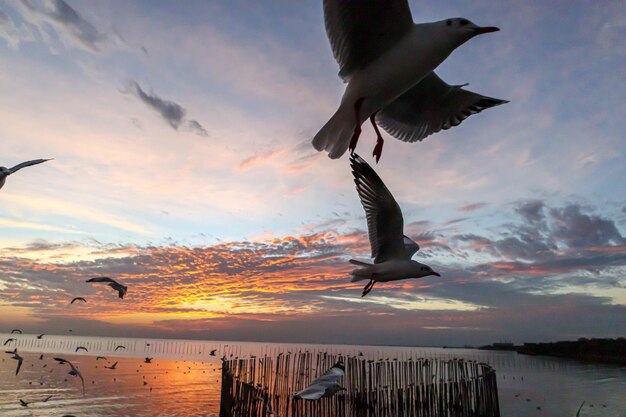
[
  {"left": 6, "top": 349, "right": 24, "bottom": 375},
  {"left": 0, "top": 159, "right": 52, "bottom": 190},
  {"left": 294, "top": 361, "right": 346, "bottom": 400},
  {"left": 75, "top": 346, "right": 88, "bottom": 353},
  {"left": 37, "top": 334, "right": 45, "bottom": 339},
  {"left": 3, "top": 338, "right": 16, "bottom": 345},
  {"left": 312, "top": 0, "right": 506, "bottom": 162},
  {"left": 11, "top": 329, "right": 22, "bottom": 334},
  {"left": 54, "top": 357, "right": 85, "bottom": 395},
  {"left": 114, "top": 345, "right": 126, "bottom": 351},
  {"left": 105, "top": 361, "right": 118, "bottom": 370},
  {"left": 70, "top": 297, "right": 87, "bottom": 304},
  {"left": 349, "top": 154, "right": 440, "bottom": 296},
  {"left": 210, "top": 349, "right": 217, "bottom": 356},
  {"left": 144, "top": 357, "right": 153, "bottom": 364},
  {"left": 96, "top": 356, "right": 107, "bottom": 360},
  {"left": 86, "top": 277, "right": 127, "bottom": 299}
]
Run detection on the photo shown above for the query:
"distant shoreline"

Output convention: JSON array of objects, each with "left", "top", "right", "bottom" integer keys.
[{"left": 480, "top": 338, "right": 626, "bottom": 366}]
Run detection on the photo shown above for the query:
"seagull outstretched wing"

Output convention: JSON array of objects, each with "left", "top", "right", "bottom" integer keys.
[
  {"left": 350, "top": 154, "right": 406, "bottom": 263},
  {"left": 323, "top": 0, "right": 413, "bottom": 81},
  {"left": 403, "top": 235, "right": 420, "bottom": 259},
  {"left": 294, "top": 361, "right": 345, "bottom": 400},
  {"left": 9, "top": 159, "right": 52, "bottom": 174},
  {"left": 86, "top": 277, "right": 127, "bottom": 299},
  {"left": 378, "top": 72, "right": 508, "bottom": 143}
]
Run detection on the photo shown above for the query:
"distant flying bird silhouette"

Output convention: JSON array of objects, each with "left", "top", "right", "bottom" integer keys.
[
  {"left": 21, "top": 395, "right": 53, "bottom": 407},
  {"left": 39, "top": 354, "right": 44, "bottom": 360},
  {"left": 70, "top": 297, "right": 87, "bottom": 304},
  {"left": 6, "top": 349, "right": 24, "bottom": 375},
  {"left": 349, "top": 154, "right": 440, "bottom": 296},
  {"left": 0, "top": 159, "right": 52, "bottom": 190},
  {"left": 210, "top": 349, "right": 217, "bottom": 356},
  {"left": 54, "top": 357, "right": 85, "bottom": 395},
  {"left": 86, "top": 277, "right": 127, "bottom": 299},
  {"left": 312, "top": 1, "right": 506, "bottom": 162},
  {"left": 75, "top": 346, "right": 88, "bottom": 353},
  {"left": 3, "top": 338, "right": 15, "bottom": 345},
  {"left": 37, "top": 334, "right": 45, "bottom": 339},
  {"left": 11, "top": 329, "right": 22, "bottom": 334},
  {"left": 114, "top": 345, "right": 126, "bottom": 351},
  {"left": 105, "top": 361, "right": 118, "bottom": 370},
  {"left": 144, "top": 357, "right": 153, "bottom": 364},
  {"left": 294, "top": 360, "right": 346, "bottom": 400},
  {"left": 96, "top": 356, "right": 107, "bottom": 360}
]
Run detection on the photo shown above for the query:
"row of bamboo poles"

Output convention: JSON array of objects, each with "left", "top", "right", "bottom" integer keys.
[{"left": 220, "top": 351, "right": 500, "bottom": 417}]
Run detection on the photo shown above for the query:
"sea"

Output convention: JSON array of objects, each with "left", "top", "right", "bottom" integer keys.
[{"left": 0, "top": 334, "right": 624, "bottom": 417}]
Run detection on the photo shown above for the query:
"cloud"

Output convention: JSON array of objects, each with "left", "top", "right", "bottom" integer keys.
[
  {"left": 457, "top": 202, "right": 488, "bottom": 213},
  {"left": 125, "top": 80, "right": 208, "bottom": 137},
  {"left": 187, "top": 120, "right": 208, "bottom": 137},
  {"left": 11, "top": 0, "right": 108, "bottom": 52},
  {"left": 550, "top": 204, "right": 625, "bottom": 248},
  {"left": 1, "top": 200, "right": 624, "bottom": 345}
]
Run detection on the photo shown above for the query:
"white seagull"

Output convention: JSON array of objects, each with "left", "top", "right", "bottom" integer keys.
[
  {"left": 312, "top": 0, "right": 506, "bottom": 162},
  {"left": 86, "top": 277, "right": 127, "bottom": 299},
  {"left": 349, "top": 154, "right": 440, "bottom": 296},
  {"left": 294, "top": 360, "right": 346, "bottom": 400},
  {"left": 0, "top": 159, "right": 52, "bottom": 190}
]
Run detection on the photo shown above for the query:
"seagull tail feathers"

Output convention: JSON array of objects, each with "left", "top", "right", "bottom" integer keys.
[
  {"left": 350, "top": 259, "right": 374, "bottom": 282},
  {"left": 312, "top": 106, "right": 354, "bottom": 159}
]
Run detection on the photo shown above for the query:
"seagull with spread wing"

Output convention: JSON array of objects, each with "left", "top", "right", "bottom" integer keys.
[
  {"left": 54, "top": 357, "right": 85, "bottom": 395},
  {"left": 349, "top": 154, "right": 440, "bottom": 296},
  {"left": 294, "top": 361, "right": 346, "bottom": 400},
  {"left": 6, "top": 349, "right": 24, "bottom": 375},
  {"left": 0, "top": 159, "right": 52, "bottom": 190},
  {"left": 312, "top": 0, "right": 506, "bottom": 162},
  {"left": 70, "top": 297, "right": 87, "bottom": 304},
  {"left": 86, "top": 277, "right": 127, "bottom": 299}
]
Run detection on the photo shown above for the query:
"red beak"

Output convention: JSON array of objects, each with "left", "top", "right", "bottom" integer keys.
[{"left": 473, "top": 26, "right": 500, "bottom": 35}]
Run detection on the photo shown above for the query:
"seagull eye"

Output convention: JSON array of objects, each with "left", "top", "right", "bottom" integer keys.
[{"left": 460, "top": 19, "right": 469, "bottom": 26}]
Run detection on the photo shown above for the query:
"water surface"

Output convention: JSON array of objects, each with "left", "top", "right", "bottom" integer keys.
[{"left": 0, "top": 334, "right": 623, "bottom": 416}]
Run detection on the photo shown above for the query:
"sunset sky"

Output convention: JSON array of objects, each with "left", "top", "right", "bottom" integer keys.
[{"left": 1, "top": 0, "right": 624, "bottom": 346}]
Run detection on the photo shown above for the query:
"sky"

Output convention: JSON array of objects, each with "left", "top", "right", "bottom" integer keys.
[{"left": 0, "top": 0, "right": 624, "bottom": 346}]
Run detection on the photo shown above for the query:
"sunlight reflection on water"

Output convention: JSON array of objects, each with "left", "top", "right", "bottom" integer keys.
[{"left": 0, "top": 334, "right": 624, "bottom": 417}]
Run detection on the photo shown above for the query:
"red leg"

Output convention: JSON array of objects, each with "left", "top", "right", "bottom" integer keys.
[
  {"left": 370, "top": 112, "right": 384, "bottom": 163},
  {"left": 349, "top": 98, "right": 365, "bottom": 154},
  {"left": 362, "top": 280, "right": 375, "bottom": 297}
]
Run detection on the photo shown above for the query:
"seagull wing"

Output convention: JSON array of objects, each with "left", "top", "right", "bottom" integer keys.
[
  {"left": 71, "top": 297, "right": 86, "bottom": 304},
  {"left": 403, "top": 235, "right": 420, "bottom": 259},
  {"left": 295, "top": 362, "right": 344, "bottom": 400},
  {"left": 377, "top": 72, "right": 508, "bottom": 143},
  {"left": 86, "top": 276, "right": 116, "bottom": 284},
  {"left": 350, "top": 154, "right": 406, "bottom": 263},
  {"left": 9, "top": 159, "right": 52, "bottom": 174},
  {"left": 54, "top": 357, "right": 71, "bottom": 366},
  {"left": 15, "top": 356, "right": 23, "bottom": 375},
  {"left": 323, "top": 0, "right": 413, "bottom": 81}
]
